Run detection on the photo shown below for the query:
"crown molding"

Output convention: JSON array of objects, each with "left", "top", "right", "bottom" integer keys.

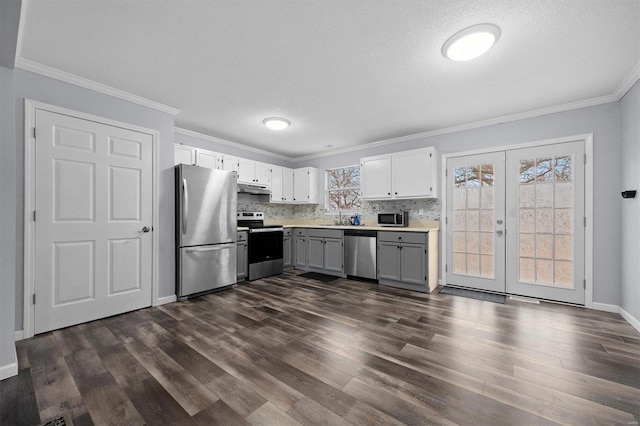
[
  {"left": 614, "top": 60, "right": 640, "bottom": 100},
  {"left": 14, "top": 57, "right": 181, "bottom": 116},
  {"left": 291, "top": 93, "right": 620, "bottom": 162},
  {"left": 175, "top": 127, "right": 294, "bottom": 162}
]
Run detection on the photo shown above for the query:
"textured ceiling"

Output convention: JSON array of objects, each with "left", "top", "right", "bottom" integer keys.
[{"left": 17, "top": 0, "right": 640, "bottom": 158}]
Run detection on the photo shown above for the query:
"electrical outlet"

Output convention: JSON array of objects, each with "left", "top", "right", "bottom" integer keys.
[
  {"left": 419, "top": 208, "right": 424, "bottom": 217},
  {"left": 372, "top": 203, "right": 380, "bottom": 211}
]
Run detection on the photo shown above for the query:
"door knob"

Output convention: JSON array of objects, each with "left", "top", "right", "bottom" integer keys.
[{"left": 140, "top": 226, "right": 151, "bottom": 233}]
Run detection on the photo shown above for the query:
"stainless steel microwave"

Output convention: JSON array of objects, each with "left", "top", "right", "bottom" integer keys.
[{"left": 377, "top": 212, "right": 409, "bottom": 227}]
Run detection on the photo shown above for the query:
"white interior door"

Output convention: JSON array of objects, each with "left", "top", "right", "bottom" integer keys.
[
  {"left": 446, "top": 152, "right": 506, "bottom": 293},
  {"left": 505, "top": 142, "right": 585, "bottom": 304},
  {"left": 34, "top": 110, "right": 153, "bottom": 334}
]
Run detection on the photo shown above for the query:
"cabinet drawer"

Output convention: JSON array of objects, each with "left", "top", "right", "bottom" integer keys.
[
  {"left": 294, "top": 228, "right": 306, "bottom": 236},
  {"left": 237, "top": 231, "right": 248, "bottom": 242},
  {"left": 307, "top": 228, "right": 343, "bottom": 239},
  {"left": 377, "top": 231, "right": 426, "bottom": 245},
  {"left": 283, "top": 228, "right": 292, "bottom": 237}
]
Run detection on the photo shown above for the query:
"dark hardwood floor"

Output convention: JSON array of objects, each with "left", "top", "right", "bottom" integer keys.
[{"left": 2, "top": 270, "right": 640, "bottom": 425}]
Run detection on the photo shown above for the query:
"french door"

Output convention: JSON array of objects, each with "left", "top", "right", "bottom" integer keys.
[{"left": 446, "top": 141, "right": 586, "bottom": 305}]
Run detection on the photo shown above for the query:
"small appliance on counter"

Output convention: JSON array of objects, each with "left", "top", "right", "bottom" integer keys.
[
  {"left": 237, "top": 212, "right": 284, "bottom": 280},
  {"left": 175, "top": 164, "right": 237, "bottom": 300},
  {"left": 377, "top": 211, "right": 409, "bottom": 227}
]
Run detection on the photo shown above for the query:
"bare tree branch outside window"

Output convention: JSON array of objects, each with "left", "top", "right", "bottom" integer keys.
[{"left": 326, "top": 166, "right": 361, "bottom": 211}]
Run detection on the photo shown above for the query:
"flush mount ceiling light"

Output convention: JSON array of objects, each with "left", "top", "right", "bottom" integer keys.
[
  {"left": 263, "top": 117, "right": 290, "bottom": 130},
  {"left": 442, "top": 23, "right": 501, "bottom": 61}
]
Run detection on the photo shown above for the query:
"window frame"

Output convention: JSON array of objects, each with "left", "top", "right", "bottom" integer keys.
[{"left": 325, "top": 164, "right": 362, "bottom": 213}]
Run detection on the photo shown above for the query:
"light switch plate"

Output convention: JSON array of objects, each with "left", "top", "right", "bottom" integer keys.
[{"left": 419, "top": 208, "right": 424, "bottom": 217}]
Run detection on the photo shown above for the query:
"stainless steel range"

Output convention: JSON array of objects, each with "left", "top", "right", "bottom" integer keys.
[{"left": 237, "top": 212, "right": 284, "bottom": 280}]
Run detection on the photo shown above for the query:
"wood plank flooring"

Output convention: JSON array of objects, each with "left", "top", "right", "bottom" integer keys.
[{"left": 2, "top": 270, "right": 640, "bottom": 425}]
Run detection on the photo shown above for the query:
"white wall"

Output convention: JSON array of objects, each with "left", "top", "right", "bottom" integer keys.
[
  {"left": 298, "top": 102, "right": 622, "bottom": 306},
  {"left": 12, "top": 69, "right": 177, "bottom": 331},
  {"left": 0, "top": 66, "right": 18, "bottom": 377},
  {"left": 620, "top": 80, "right": 640, "bottom": 322}
]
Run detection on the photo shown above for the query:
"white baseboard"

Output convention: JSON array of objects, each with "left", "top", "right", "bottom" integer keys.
[
  {"left": 593, "top": 303, "right": 640, "bottom": 333},
  {"left": 0, "top": 351, "right": 18, "bottom": 381},
  {"left": 619, "top": 306, "right": 640, "bottom": 333},
  {"left": 156, "top": 294, "right": 177, "bottom": 306},
  {"left": 14, "top": 330, "right": 24, "bottom": 342},
  {"left": 592, "top": 302, "right": 619, "bottom": 313}
]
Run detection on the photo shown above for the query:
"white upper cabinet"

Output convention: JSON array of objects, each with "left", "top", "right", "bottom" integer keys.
[
  {"left": 221, "top": 154, "right": 240, "bottom": 173},
  {"left": 293, "top": 167, "right": 318, "bottom": 203},
  {"left": 393, "top": 147, "right": 437, "bottom": 198},
  {"left": 195, "top": 149, "right": 219, "bottom": 170},
  {"left": 237, "top": 158, "right": 271, "bottom": 186},
  {"left": 360, "top": 155, "right": 392, "bottom": 199},
  {"left": 174, "top": 144, "right": 219, "bottom": 169},
  {"left": 361, "top": 147, "right": 438, "bottom": 200},
  {"left": 283, "top": 168, "right": 294, "bottom": 202},
  {"left": 174, "top": 144, "right": 196, "bottom": 166},
  {"left": 270, "top": 166, "right": 295, "bottom": 203}
]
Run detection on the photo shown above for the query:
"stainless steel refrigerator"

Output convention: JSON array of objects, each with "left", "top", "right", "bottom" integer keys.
[{"left": 175, "top": 164, "right": 237, "bottom": 299}]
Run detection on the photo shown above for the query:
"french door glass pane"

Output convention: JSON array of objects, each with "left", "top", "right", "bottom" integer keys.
[
  {"left": 453, "top": 164, "right": 495, "bottom": 278},
  {"left": 518, "top": 156, "right": 573, "bottom": 287}
]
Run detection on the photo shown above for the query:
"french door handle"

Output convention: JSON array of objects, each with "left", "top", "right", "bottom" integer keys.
[{"left": 496, "top": 229, "right": 504, "bottom": 236}]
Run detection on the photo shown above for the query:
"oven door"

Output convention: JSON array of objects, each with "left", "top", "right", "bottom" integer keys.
[{"left": 248, "top": 228, "right": 284, "bottom": 264}]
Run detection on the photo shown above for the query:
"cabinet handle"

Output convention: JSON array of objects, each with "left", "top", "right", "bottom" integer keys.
[
  {"left": 395, "top": 192, "right": 398, "bottom": 195},
  {"left": 388, "top": 192, "right": 391, "bottom": 195}
]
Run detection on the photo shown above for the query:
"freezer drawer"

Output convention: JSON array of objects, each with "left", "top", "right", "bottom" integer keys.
[{"left": 178, "top": 243, "right": 237, "bottom": 298}]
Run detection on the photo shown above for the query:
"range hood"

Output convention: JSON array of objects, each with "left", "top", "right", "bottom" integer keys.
[{"left": 237, "top": 182, "right": 270, "bottom": 195}]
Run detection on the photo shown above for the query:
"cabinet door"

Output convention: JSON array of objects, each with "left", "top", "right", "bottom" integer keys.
[
  {"left": 237, "top": 242, "right": 247, "bottom": 281},
  {"left": 283, "top": 236, "right": 292, "bottom": 268},
  {"left": 174, "top": 144, "right": 196, "bottom": 166},
  {"left": 293, "top": 168, "right": 309, "bottom": 202},
  {"left": 361, "top": 155, "right": 392, "bottom": 199},
  {"left": 324, "top": 238, "right": 343, "bottom": 273},
  {"left": 393, "top": 149, "right": 433, "bottom": 198},
  {"left": 195, "top": 150, "right": 219, "bottom": 170},
  {"left": 221, "top": 155, "right": 239, "bottom": 173},
  {"left": 270, "top": 166, "right": 284, "bottom": 202},
  {"left": 400, "top": 243, "right": 426, "bottom": 285},
  {"left": 283, "top": 168, "right": 294, "bottom": 202},
  {"left": 295, "top": 236, "right": 307, "bottom": 267},
  {"left": 254, "top": 162, "right": 271, "bottom": 186},
  {"left": 237, "top": 158, "right": 255, "bottom": 184},
  {"left": 378, "top": 241, "right": 401, "bottom": 281},
  {"left": 307, "top": 237, "right": 325, "bottom": 269}
]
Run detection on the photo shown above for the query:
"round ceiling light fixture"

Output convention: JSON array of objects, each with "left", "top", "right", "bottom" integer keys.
[
  {"left": 263, "top": 117, "right": 290, "bottom": 130},
  {"left": 442, "top": 23, "right": 501, "bottom": 61}
]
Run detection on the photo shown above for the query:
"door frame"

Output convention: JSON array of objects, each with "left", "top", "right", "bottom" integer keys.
[
  {"left": 441, "top": 133, "right": 594, "bottom": 308},
  {"left": 23, "top": 99, "right": 161, "bottom": 339}
]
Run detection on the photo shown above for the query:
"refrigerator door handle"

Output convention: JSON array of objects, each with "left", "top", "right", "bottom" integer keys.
[
  {"left": 182, "top": 178, "right": 188, "bottom": 234},
  {"left": 185, "top": 243, "right": 235, "bottom": 253}
]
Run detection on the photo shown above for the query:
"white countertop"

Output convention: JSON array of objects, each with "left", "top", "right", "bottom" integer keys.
[
  {"left": 281, "top": 224, "right": 439, "bottom": 232},
  {"left": 237, "top": 222, "right": 439, "bottom": 232}
]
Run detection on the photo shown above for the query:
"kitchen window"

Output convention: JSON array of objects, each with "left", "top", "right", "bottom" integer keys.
[{"left": 326, "top": 165, "right": 361, "bottom": 212}]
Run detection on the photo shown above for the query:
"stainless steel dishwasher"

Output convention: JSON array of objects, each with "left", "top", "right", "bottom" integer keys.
[{"left": 344, "top": 229, "right": 377, "bottom": 280}]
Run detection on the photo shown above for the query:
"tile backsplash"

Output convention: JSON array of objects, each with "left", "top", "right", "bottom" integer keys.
[{"left": 237, "top": 193, "right": 440, "bottom": 225}]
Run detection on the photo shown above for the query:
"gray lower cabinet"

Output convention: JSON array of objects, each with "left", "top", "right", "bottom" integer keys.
[
  {"left": 306, "top": 229, "right": 344, "bottom": 277},
  {"left": 377, "top": 230, "right": 439, "bottom": 292},
  {"left": 237, "top": 231, "right": 248, "bottom": 281},
  {"left": 294, "top": 228, "right": 307, "bottom": 268},
  {"left": 283, "top": 229, "right": 293, "bottom": 270}
]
